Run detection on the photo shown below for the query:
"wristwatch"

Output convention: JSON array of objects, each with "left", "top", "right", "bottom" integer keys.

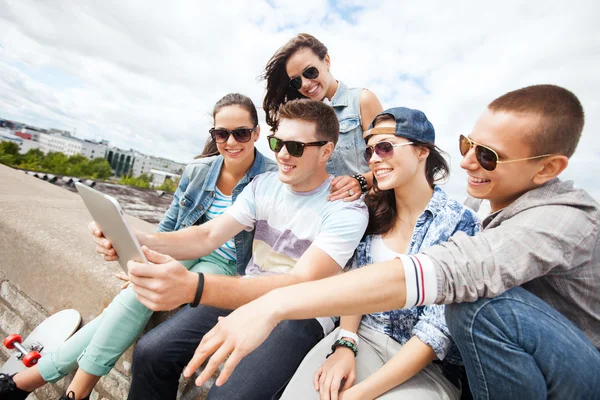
[{"left": 337, "top": 328, "right": 359, "bottom": 346}]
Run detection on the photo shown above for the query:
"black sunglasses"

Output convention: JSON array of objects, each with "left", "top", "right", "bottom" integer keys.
[
  {"left": 364, "top": 141, "right": 414, "bottom": 163},
  {"left": 289, "top": 66, "right": 319, "bottom": 90},
  {"left": 459, "top": 134, "right": 553, "bottom": 171},
  {"left": 209, "top": 127, "right": 256, "bottom": 144},
  {"left": 267, "top": 135, "right": 328, "bottom": 157}
]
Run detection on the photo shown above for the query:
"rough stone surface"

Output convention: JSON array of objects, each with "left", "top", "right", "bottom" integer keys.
[{"left": 0, "top": 165, "right": 216, "bottom": 399}]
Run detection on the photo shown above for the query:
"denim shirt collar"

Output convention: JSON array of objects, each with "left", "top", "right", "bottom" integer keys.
[
  {"left": 325, "top": 80, "right": 349, "bottom": 108},
  {"left": 423, "top": 185, "right": 448, "bottom": 219},
  {"left": 201, "top": 149, "right": 267, "bottom": 192},
  {"left": 355, "top": 185, "right": 448, "bottom": 266}
]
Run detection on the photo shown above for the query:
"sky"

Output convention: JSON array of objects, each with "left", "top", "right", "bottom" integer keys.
[{"left": 1, "top": 0, "right": 599, "bottom": 200}]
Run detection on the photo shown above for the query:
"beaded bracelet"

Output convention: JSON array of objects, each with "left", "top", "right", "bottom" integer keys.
[
  {"left": 352, "top": 173, "right": 368, "bottom": 194},
  {"left": 326, "top": 339, "right": 358, "bottom": 358}
]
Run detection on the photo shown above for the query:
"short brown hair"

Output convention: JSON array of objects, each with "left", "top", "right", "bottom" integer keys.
[
  {"left": 276, "top": 99, "right": 339, "bottom": 145},
  {"left": 262, "top": 33, "right": 329, "bottom": 128},
  {"left": 488, "top": 84, "right": 584, "bottom": 158}
]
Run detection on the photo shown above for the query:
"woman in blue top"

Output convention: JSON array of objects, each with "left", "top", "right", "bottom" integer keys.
[
  {"left": 263, "top": 33, "right": 383, "bottom": 203},
  {"left": 3, "top": 93, "right": 277, "bottom": 400},
  {"left": 282, "top": 107, "right": 480, "bottom": 400}
]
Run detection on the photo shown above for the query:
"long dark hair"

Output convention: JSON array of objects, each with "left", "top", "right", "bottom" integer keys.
[
  {"left": 262, "top": 33, "right": 328, "bottom": 128},
  {"left": 365, "top": 141, "right": 450, "bottom": 236},
  {"left": 195, "top": 93, "right": 258, "bottom": 159},
  {"left": 195, "top": 136, "right": 219, "bottom": 159}
]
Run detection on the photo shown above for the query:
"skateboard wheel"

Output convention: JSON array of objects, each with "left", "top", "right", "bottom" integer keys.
[
  {"left": 3, "top": 334, "right": 22, "bottom": 349},
  {"left": 23, "top": 351, "right": 42, "bottom": 367}
]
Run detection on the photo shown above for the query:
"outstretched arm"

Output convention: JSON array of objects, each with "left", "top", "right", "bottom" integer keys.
[
  {"left": 142, "top": 213, "right": 245, "bottom": 260},
  {"left": 186, "top": 258, "right": 408, "bottom": 386},
  {"left": 90, "top": 213, "right": 246, "bottom": 262}
]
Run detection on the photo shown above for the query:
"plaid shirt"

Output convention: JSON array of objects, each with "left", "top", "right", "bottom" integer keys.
[{"left": 422, "top": 178, "right": 600, "bottom": 349}]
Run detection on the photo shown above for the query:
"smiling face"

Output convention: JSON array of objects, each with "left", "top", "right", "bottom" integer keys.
[
  {"left": 285, "top": 47, "right": 335, "bottom": 101},
  {"left": 213, "top": 105, "right": 259, "bottom": 165},
  {"left": 272, "top": 117, "right": 331, "bottom": 191},
  {"left": 461, "top": 109, "right": 547, "bottom": 212},
  {"left": 367, "top": 120, "right": 427, "bottom": 191}
]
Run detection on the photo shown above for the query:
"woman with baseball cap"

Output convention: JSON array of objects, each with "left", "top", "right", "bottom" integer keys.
[{"left": 282, "top": 107, "right": 480, "bottom": 400}]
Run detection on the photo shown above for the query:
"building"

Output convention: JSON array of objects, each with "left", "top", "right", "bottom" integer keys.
[
  {"left": 14, "top": 131, "right": 32, "bottom": 140},
  {"left": 104, "top": 147, "right": 186, "bottom": 178},
  {"left": 149, "top": 168, "right": 181, "bottom": 187},
  {"left": 105, "top": 147, "right": 137, "bottom": 177},
  {"left": 37, "top": 132, "right": 107, "bottom": 160},
  {"left": 0, "top": 119, "right": 15, "bottom": 130},
  {"left": 19, "top": 140, "right": 42, "bottom": 154},
  {"left": 0, "top": 129, "right": 23, "bottom": 145},
  {"left": 2, "top": 117, "right": 187, "bottom": 179},
  {"left": 131, "top": 154, "right": 186, "bottom": 178}
]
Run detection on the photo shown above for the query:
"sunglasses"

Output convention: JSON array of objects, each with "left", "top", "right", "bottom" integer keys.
[
  {"left": 289, "top": 66, "right": 319, "bottom": 90},
  {"left": 209, "top": 127, "right": 256, "bottom": 144},
  {"left": 267, "top": 135, "right": 328, "bottom": 157},
  {"left": 365, "top": 141, "right": 414, "bottom": 163},
  {"left": 459, "top": 134, "right": 553, "bottom": 171}
]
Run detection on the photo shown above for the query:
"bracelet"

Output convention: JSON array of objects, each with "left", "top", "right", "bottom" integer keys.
[
  {"left": 337, "top": 329, "right": 360, "bottom": 346},
  {"left": 352, "top": 173, "right": 368, "bottom": 194},
  {"left": 190, "top": 272, "right": 204, "bottom": 308},
  {"left": 326, "top": 339, "right": 358, "bottom": 358}
]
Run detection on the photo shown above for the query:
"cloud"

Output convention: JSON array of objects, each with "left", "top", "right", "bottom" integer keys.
[{"left": 0, "top": 0, "right": 598, "bottom": 200}]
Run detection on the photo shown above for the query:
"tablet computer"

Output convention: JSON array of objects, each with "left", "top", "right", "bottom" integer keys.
[{"left": 75, "top": 182, "right": 148, "bottom": 272}]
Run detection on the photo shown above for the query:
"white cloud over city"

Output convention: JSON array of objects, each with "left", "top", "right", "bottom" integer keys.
[{"left": 1, "top": 0, "right": 599, "bottom": 200}]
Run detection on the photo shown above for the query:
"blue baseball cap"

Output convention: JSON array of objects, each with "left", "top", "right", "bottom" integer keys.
[{"left": 365, "top": 107, "right": 435, "bottom": 144}]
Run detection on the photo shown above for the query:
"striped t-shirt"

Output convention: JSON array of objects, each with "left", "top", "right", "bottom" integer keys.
[{"left": 204, "top": 187, "right": 236, "bottom": 261}]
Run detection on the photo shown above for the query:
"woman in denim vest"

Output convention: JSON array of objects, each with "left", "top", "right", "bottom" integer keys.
[
  {"left": 3, "top": 94, "right": 277, "bottom": 400},
  {"left": 282, "top": 108, "right": 480, "bottom": 400},
  {"left": 263, "top": 33, "right": 383, "bottom": 202}
]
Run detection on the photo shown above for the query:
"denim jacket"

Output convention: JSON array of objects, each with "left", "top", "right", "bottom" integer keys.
[
  {"left": 352, "top": 186, "right": 480, "bottom": 363},
  {"left": 324, "top": 81, "right": 370, "bottom": 177},
  {"left": 157, "top": 150, "right": 278, "bottom": 275}
]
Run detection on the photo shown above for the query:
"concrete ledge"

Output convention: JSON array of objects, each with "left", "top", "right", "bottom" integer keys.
[{"left": 0, "top": 165, "right": 216, "bottom": 399}]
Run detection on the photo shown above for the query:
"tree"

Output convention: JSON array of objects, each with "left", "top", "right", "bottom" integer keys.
[
  {"left": 158, "top": 177, "right": 180, "bottom": 192},
  {"left": 41, "top": 152, "right": 69, "bottom": 175},
  {"left": 0, "top": 141, "right": 19, "bottom": 155},
  {"left": 119, "top": 174, "right": 151, "bottom": 189},
  {"left": 88, "top": 158, "right": 113, "bottom": 180},
  {"left": 0, "top": 142, "right": 20, "bottom": 166},
  {"left": 18, "top": 148, "right": 45, "bottom": 171}
]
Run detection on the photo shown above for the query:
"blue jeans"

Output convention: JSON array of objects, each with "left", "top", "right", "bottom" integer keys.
[
  {"left": 446, "top": 286, "right": 600, "bottom": 399},
  {"left": 127, "top": 304, "right": 324, "bottom": 400}
]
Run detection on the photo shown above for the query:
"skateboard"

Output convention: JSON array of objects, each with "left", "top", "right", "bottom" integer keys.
[{"left": 1, "top": 309, "right": 81, "bottom": 374}]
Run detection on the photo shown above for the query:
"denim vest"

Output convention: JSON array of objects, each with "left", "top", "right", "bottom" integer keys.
[
  {"left": 324, "top": 81, "right": 370, "bottom": 177},
  {"left": 157, "top": 150, "right": 278, "bottom": 275}
]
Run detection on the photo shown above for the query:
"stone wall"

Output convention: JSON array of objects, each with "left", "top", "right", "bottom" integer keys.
[{"left": 0, "top": 165, "right": 214, "bottom": 399}]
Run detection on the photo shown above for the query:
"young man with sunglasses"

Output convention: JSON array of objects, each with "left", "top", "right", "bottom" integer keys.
[
  {"left": 187, "top": 84, "right": 600, "bottom": 399},
  {"left": 101, "top": 98, "right": 368, "bottom": 399}
]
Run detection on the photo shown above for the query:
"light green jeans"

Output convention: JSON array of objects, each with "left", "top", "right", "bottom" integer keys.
[{"left": 37, "top": 252, "right": 236, "bottom": 382}]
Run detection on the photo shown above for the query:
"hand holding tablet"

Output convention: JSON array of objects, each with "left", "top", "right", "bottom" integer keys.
[{"left": 75, "top": 182, "right": 148, "bottom": 273}]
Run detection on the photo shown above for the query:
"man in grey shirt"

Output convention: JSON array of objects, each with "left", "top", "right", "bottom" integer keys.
[{"left": 185, "top": 84, "right": 599, "bottom": 399}]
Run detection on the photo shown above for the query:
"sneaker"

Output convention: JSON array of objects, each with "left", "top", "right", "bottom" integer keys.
[
  {"left": 58, "top": 391, "right": 90, "bottom": 400},
  {"left": 0, "top": 373, "right": 30, "bottom": 400}
]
